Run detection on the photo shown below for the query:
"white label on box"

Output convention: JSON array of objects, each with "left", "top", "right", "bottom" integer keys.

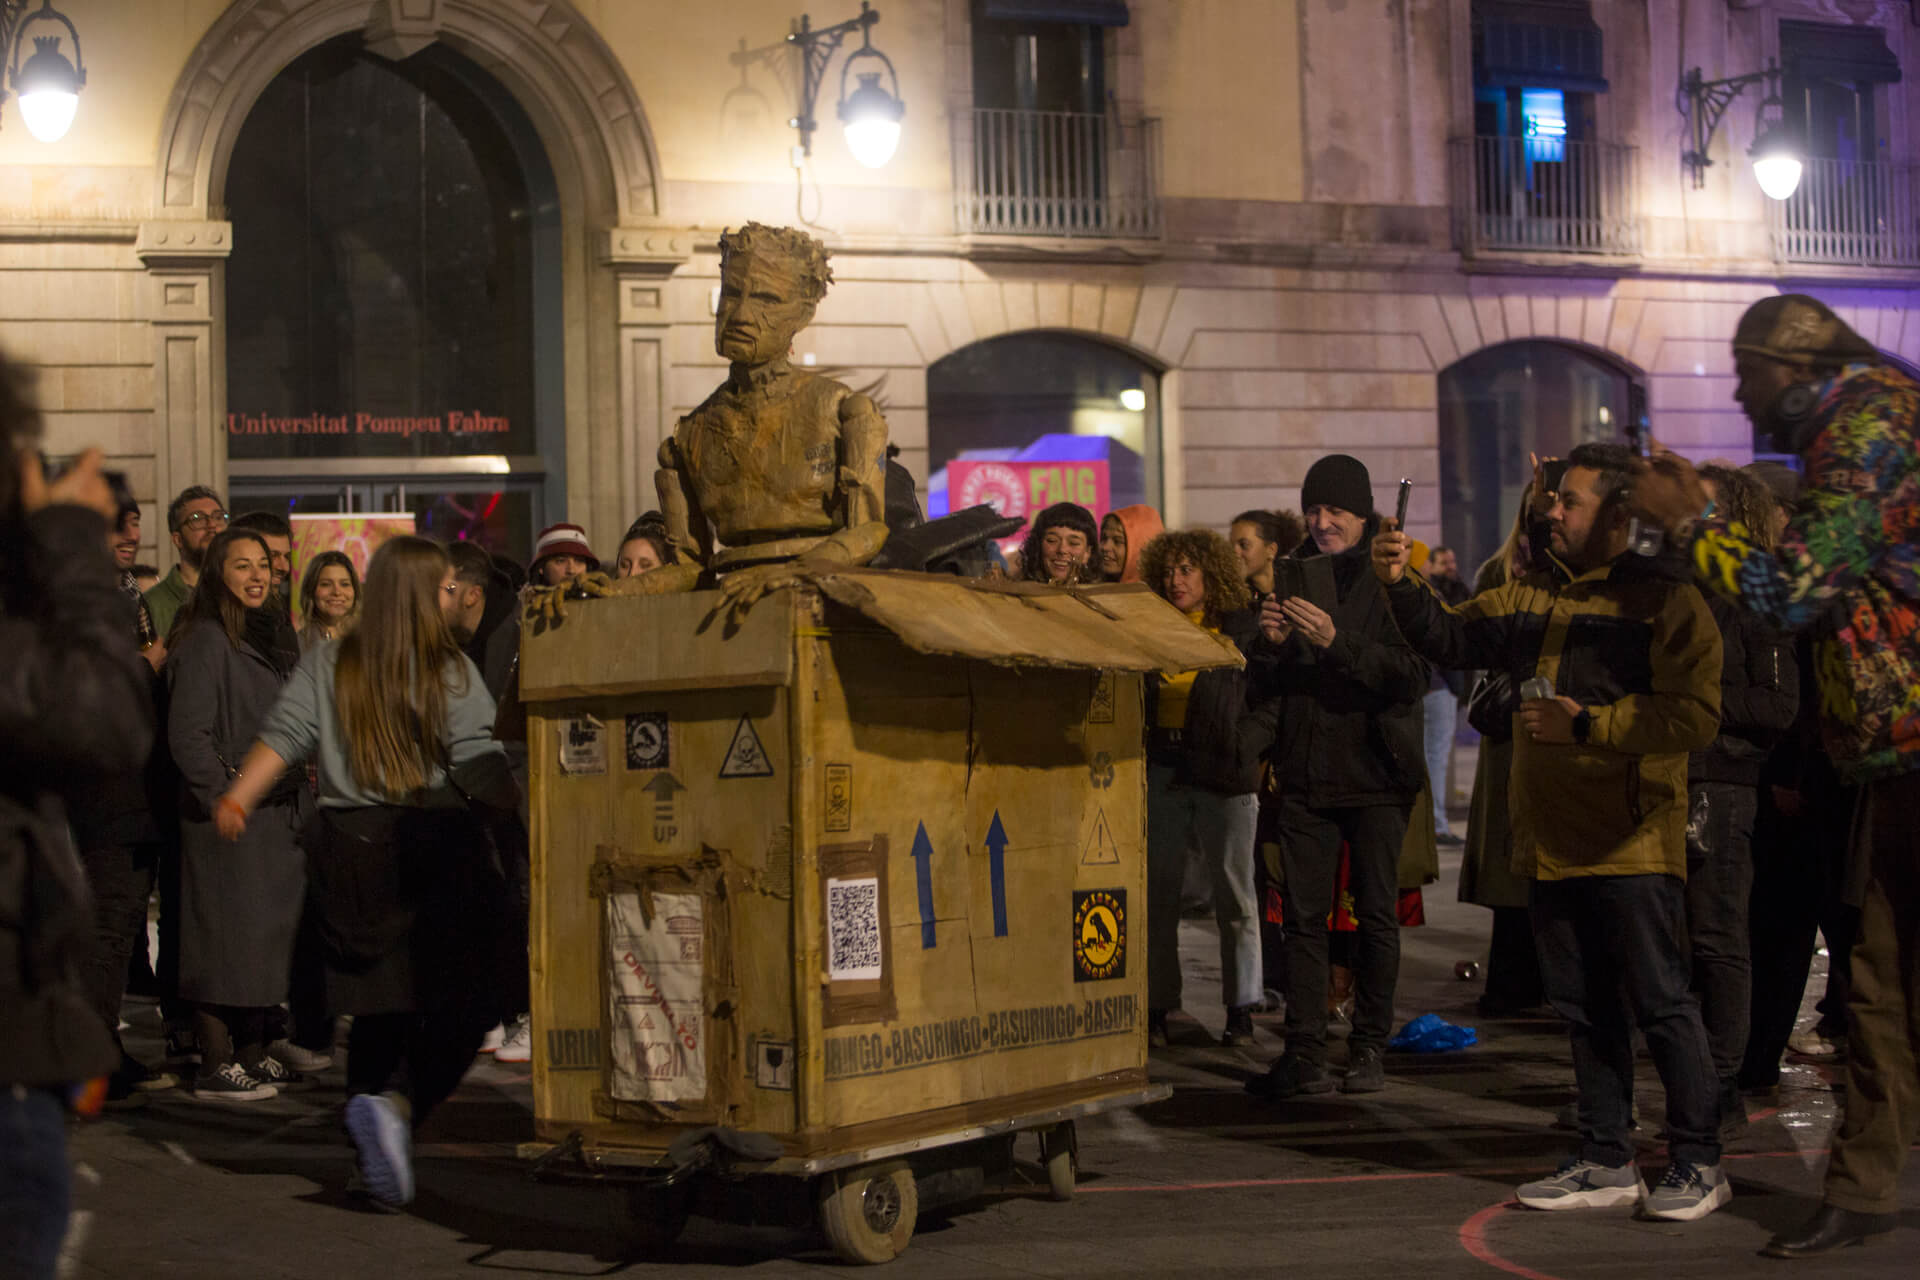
[
  {"left": 826, "top": 875, "right": 884, "bottom": 982},
  {"left": 607, "top": 891, "right": 705, "bottom": 1102},
  {"left": 559, "top": 716, "right": 607, "bottom": 775}
]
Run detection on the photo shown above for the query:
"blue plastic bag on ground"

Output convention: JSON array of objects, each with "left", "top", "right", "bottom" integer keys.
[{"left": 1388, "top": 1013, "right": 1477, "bottom": 1053}]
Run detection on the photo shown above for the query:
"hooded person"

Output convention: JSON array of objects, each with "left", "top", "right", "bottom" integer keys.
[
  {"left": 1099, "top": 504, "right": 1165, "bottom": 584},
  {"left": 1016, "top": 501, "right": 1099, "bottom": 585},
  {"left": 1629, "top": 292, "right": 1920, "bottom": 1256}
]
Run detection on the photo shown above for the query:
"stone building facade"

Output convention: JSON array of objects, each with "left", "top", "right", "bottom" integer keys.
[{"left": 2, "top": 0, "right": 1917, "bottom": 567}]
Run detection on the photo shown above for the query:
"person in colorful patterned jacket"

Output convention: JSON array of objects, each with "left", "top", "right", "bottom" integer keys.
[{"left": 1630, "top": 293, "right": 1920, "bottom": 1259}]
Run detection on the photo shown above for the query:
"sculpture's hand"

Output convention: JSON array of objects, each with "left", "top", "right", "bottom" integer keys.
[
  {"left": 521, "top": 572, "right": 616, "bottom": 631},
  {"left": 718, "top": 561, "right": 805, "bottom": 621}
]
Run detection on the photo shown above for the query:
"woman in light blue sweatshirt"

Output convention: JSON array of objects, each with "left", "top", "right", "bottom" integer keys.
[{"left": 216, "top": 535, "right": 520, "bottom": 1210}]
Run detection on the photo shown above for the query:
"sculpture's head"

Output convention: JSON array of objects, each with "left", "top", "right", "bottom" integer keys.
[{"left": 715, "top": 223, "right": 833, "bottom": 364}]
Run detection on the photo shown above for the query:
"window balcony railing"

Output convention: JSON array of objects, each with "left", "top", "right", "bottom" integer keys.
[
  {"left": 1771, "top": 155, "right": 1920, "bottom": 268},
  {"left": 955, "top": 107, "right": 1161, "bottom": 239},
  {"left": 1450, "top": 135, "right": 1641, "bottom": 257}
]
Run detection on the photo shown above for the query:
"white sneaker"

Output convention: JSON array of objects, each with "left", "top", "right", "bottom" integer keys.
[
  {"left": 479, "top": 1024, "right": 505, "bottom": 1054},
  {"left": 269, "top": 1039, "right": 333, "bottom": 1072},
  {"left": 495, "top": 1016, "right": 532, "bottom": 1064},
  {"left": 1787, "top": 1027, "right": 1844, "bottom": 1062}
]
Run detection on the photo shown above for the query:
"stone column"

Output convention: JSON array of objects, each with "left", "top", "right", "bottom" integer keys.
[
  {"left": 138, "top": 221, "right": 233, "bottom": 570},
  {"left": 603, "top": 230, "right": 690, "bottom": 536}
]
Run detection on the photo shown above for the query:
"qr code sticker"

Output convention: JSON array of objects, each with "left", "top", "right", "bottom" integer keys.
[{"left": 827, "top": 876, "right": 883, "bottom": 982}]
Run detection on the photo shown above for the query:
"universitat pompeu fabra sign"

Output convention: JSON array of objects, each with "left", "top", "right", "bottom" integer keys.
[{"left": 226, "top": 411, "right": 512, "bottom": 438}]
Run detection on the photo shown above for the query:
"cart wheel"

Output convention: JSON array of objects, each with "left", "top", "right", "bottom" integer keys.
[
  {"left": 607, "top": 1180, "right": 692, "bottom": 1254},
  {"left": 1039, "top": 1122, "right": 1077, "bottom": 1201},
  {"left": 816, "top": 1159, "right": 917, "bottom": 1265}
]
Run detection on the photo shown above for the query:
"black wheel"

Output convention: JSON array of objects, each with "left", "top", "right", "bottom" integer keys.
[
  {"left": 606, "top": 1179, "right": 692, "bottom": 1254},
  {"left": 816, "top": 1159, "right": 917, "bottom": 1265},
  {"left": 1038, "top": 1122, "right": 1077, "bottom": 1201}
]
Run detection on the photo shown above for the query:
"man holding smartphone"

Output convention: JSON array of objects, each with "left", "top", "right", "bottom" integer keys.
[
  {"left": 1372, "top": 443, "right": 1729, "bottom": 1222},
  {"left": 1242, "top": 454, "right": 1429, "bottom": 1100}
]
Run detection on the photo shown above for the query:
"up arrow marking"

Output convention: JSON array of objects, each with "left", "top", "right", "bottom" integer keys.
[
  {"left": 911, "top": 822, "right": 936, "bottom": 949},
  {"left": 983, "top": 810, "right": 1009, "bottom": 937}
]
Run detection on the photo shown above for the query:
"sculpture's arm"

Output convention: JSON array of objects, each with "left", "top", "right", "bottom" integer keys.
[{"left": 656, "top": 434, "right": 713, "bottom": 566}]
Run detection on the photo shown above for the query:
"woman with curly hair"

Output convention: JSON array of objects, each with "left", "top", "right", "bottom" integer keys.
[
  {"left": 1136, "top": 528, "right": 1264, "bottom": 1048},
  {"left": 1016, "top": 502, "right": 1098, "bottom": 585}
]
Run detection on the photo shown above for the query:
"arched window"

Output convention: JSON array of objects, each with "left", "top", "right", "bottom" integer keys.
[
  {"left": 1437, "top": 339, "right": 1643, "bottom": 573},
  {"left": 223, "top": 37, "right": 563, "bottom": 557},
  {"left": 926, "top": 333, "right": 1162, "bottom": 538}
]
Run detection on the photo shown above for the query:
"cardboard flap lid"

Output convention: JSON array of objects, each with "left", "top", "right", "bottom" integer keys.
[
  {"left": 812, "top": 569, "right": 1242, "bottom": 673},
  {"left": 519, "top": 587, "right": 797, "bottom": 700}
]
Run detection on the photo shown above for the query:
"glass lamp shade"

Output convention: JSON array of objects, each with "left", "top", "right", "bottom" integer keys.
[
  {"left": 839, "top": 74, "right": 904, "bottom": 169},
  {"left": 1749, "top": 120, "right": 1802, "bottom": 201},
  {"left": 15, "top": 40, "right": 81, "bottom": 143},
  {"left": 1751, "top": 152, "right": 1803, "bottom": 201}
]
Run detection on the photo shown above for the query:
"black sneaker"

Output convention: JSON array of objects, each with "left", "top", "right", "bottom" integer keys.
[
  {"left": 193, "top": 1061, "right": 276, "bottom": 1102},
  {"left": 1221, "top": 1006, "right": 1256, "bottom": 1047},
  {"left": 1245, "top": 1054, "right": 1335, "bottom": 1100},
  {"left": 164, "top": 1023, "right": 201, "bottom": 1065},
  {"left": 246, "top": 1055, "right": 309, "bottom": 1091},
  {"left": 115, "top": 1053, "right": 178, "bottom": 1093},
  {"left": 1343, "top": 1045, "right": 1387, "bottom": 1093}
]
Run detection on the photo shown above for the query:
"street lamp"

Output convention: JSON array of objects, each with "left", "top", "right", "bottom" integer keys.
[
  {"left": 1681, "top": 60, "right": 1802, "bottom": 201},
  {"left": 787, "top": 3, "right": 905, "bottom": 169},
  {"left": 2, "top": 1, "right": 86, "bottom": 143}
]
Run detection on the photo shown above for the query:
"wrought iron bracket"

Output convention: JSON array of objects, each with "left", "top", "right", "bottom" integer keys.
[
  {"left": 786, "top": 2, "right": 880, "bottom": 158},
  {"left": 1682, "top": 62, "right": 1776, "bottom": 188}
]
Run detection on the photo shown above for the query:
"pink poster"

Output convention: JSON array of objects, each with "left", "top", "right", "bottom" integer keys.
[
  {"left": 947, "top": 459, "right": 1110, "bottom": 554},
  {"left": 288, "top": 514, "right": 417, "bottom": 612}
]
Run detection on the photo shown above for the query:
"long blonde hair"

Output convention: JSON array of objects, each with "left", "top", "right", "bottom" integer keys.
[{"left": 333, "top": 536, "right": 467, "bottom": 798}]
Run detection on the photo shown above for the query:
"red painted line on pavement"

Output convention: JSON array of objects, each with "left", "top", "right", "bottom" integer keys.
[{"left": 1459, "top": 1202, "right": 1566, "bottom": 1280}]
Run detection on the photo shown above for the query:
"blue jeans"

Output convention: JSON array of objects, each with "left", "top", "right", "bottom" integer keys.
[
  {"left": 1531, "top": 874, "right": 1722, "bottom": 1169},
  {"left": 1146, "top": 766, "right": 1260, "bottom": 1012},
  {"left": 0, "top": 1085, "right": 70, "bottom": 1280},
  {"left": 1421, "top": 688, "right": 1456, "bottom": 834}
]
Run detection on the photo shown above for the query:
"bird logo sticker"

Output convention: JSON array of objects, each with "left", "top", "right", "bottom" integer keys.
[{"left": 1072, "top": 888, "right": 1125, "bottom": 983}]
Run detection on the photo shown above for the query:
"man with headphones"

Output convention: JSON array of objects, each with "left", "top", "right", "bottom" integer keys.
[{"left": 1631, "top": 294, "right": 1920, "bottom": 1259}]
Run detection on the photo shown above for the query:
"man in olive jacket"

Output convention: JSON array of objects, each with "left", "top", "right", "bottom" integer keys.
[{"left": 1373, "top": 443, "right": 1728, "bottom": 1223}]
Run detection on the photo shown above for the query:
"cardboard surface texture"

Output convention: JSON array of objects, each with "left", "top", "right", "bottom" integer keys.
[{"left": 522, "top": 575, "right": 1218, "bottom": 1159}]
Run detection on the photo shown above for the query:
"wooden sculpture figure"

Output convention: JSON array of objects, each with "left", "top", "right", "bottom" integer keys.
[{"left": 527, "top": 223, "right": 887, "bottom": 626}]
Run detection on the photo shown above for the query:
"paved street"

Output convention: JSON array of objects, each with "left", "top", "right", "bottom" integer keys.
[{"left": 66, "top": 845, "right": 1914, "bottom": 1278}]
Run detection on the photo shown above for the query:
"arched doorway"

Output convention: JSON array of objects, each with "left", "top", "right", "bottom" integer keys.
[
  {"left": 1437, "top": 340, "right": 1645, "bottom": 574},
  {"left": 925, "top": 333, "right": 1163, "bottom": 537},
  {"left": 222, "top": 37, "right": 562, "bottom": 557}
]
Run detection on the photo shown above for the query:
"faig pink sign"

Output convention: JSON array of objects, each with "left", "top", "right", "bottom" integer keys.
[{"left": 947, "top": 459, "right": 1110, "bottom": 554}]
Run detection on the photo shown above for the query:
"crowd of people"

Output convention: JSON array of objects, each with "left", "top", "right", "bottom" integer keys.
[{"left": 4, "top": 287, "right": 1916, "bottom": 1269}]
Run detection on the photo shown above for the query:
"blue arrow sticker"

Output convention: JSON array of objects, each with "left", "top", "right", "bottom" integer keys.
[
  {"left": 911, "top": 822, "right": 936, "bottom": 949},
  {"left": 984, "top": 810, "right": 1009, "bottom": 937}
]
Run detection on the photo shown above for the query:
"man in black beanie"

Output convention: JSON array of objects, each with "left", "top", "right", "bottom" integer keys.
[{"left": 1243, "top": 453, "right": 1429, "bottom": 1099}]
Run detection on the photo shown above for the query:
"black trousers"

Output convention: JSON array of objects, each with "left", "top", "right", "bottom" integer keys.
[
  {"left": 1482, "top": 906, "right": 1544, "bottom": 1011},
  {"left": 346, "top": 1010, "right": 495, "bottom": 1128},
  {"left": 1277, "top": 797, "right": 1410, "bottom": 1062},
  {"left": 1741, "top": 785, "right": 1858, "bottom": 1089},
  {"left": 1685, "top": 781, "right": 1757, "bottom": 1087},
  {"left": 1532, "top": 873, "right": 1721, "bottom": 1169},
  {"left": 75, "top": 839, "right": 162, "bottom": 1051}
]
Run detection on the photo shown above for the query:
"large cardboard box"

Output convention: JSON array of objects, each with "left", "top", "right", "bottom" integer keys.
[{"left": 518, "top": 570, "right": 1236, "bottom": 1161}]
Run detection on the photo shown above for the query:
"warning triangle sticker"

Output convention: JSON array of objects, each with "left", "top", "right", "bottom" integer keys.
[
  {"left": 719, "top": 715, "right": 775, "bottom": 778},
  {"left": 1080, "top": 807, "right": 1120, "bottom": 866},
  {"left": 637, "top": 1012, "right": 656, "bottom": 1031}
]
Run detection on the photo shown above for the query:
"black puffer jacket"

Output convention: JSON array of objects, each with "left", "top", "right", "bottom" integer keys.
[
  {"left": 1246, "top": 527, "right": 1431, "bottom": 808},
  {"left": 1, "top": 506, "right": 154, "bottom": 1087},
  {"left": 1690, "top": 593, "right": 1798, "bottom": 788},
  {"left": 1145, "top": 607, "right": 1262, "bottom": 794}
]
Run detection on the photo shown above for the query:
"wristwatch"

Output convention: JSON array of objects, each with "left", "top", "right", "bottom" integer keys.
[{"left": 1572, "top": 707, "right": 1593, "bottom": 745}]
